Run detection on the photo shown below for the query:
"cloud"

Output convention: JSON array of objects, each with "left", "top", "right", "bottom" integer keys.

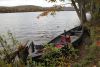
[
  {"left": 0, "top": 0, "right": 69, "bottom": 7},
  {"left": 0, "top": 0, "right": 14, "bottom": 1}
]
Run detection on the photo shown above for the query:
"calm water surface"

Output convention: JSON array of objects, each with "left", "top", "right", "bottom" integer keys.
[{"left": 0, "top": 11, "right": 80, "bottom": 45}]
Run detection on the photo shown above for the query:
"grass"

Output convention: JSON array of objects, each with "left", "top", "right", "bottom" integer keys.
[{"left": 72, "top": 21, "right": 100, "bottom": 67}]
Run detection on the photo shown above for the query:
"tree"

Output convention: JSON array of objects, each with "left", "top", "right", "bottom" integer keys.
[
  {"left": 44, "top": 0, "right": 91, "bottom": 24},
  {"left": 40, "top": 0, "right": 100, "bottom": 23},
  {"left": 70, "top": 0, "right": 100, "bottom": 21},
  {"left": 91, "top": 0, "right": 100, "bottom": 20}
]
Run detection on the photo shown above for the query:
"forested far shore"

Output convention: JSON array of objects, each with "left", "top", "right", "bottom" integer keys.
[{"left": 0, "top": 5, "right": 75, "bottom": 13}]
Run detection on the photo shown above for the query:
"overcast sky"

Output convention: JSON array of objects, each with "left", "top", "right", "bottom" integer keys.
[{"left": 0, "top": 0, "right": 71, "bottom": 7}]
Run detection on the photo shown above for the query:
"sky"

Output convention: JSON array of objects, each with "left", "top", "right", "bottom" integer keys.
[{"left": 0, "top": 0, "right": 71, "bottom": 7}]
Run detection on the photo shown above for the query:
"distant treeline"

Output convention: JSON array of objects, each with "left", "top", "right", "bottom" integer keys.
[{"left": 0, "top": 5, "right": 75, "bottom": 13}]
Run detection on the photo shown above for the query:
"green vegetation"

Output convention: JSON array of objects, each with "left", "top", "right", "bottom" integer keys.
[
  {"left": 0, "top": 23, "right": 100, "bottom": 67},
  {"left": 0, "top": 35, "right": 78, "bottom": 67},
  {"left": 0, "top": 0, "right": 100, "bottom": 67},
  {"left": 71, "top": 19, "right": 100, "bottom": 67},
  {"left": 0, "top": 32, "right": 29, "bottom": 67},
  {"left": 0, "top": 30, "right": 99, "bottom": 67}
]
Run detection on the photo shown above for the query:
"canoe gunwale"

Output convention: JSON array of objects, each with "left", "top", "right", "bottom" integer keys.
[
  {"left": 30, "top": 26, "right": 84, "bottom": 58},
  {"left": 48, "top": 26, "right": 84, "bottom": 45}
]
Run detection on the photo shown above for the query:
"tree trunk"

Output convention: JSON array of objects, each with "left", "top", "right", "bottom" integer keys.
[
  {"left": 71, "top": 0, "right": 87, "bottom": 24},
  {"left": 83, "top": 0, "right": 87, "bottom": 21},
  {"left": 71, "top": 0, "right": 81, "bottom": 21},
  {"left": 79, "top": 0, "right": 87, "bottom": 23}
]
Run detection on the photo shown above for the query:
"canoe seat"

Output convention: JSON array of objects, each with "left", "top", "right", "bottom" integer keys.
[
  {"left": 35, "top": 45, "right": 44, "bottom": 49},
  {"left": 70, "top": 36, "right": 79, "bottom": 43}
]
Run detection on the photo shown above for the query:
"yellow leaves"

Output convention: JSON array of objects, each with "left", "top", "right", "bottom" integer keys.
[
  {"left": 7, "top": 63, "right": 13, "bottom": 67},
  {"left": 37, "top": 5, "right": 64, "bottom": 19},
  {"left": 18, "top": 63, "right": 25, "bottom": 67},
  {"left": 37, "top": 7, "right": 56, "bottom": 19},
  {"left": 95, "top": 0, "right": 100, "bottom": 3},
  {"left": 37, "top": 11, "right": 49, "bottom": 19},
  {"left": 93, "top": 65, "right": 96, "bottom": 67},
  {"left": 95, "top": 0, "right": 100, "bottom": 4},
  {"left": 45, "top": 0, "right": 57, "bottom": 2},
  {"left": 17, "top": 45, "right": 25, "bottom": 51},
  {"left": 67, "top": 63, "right": 71, "bottom": 67},
  {"left": 45, "top": 0, "right": 65, "bottom": 2},
  {"left": 6, "top": 61, "right": 25, "bottom": 67}
]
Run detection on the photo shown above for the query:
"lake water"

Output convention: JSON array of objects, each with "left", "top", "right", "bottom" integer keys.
[{"left": 0, "top": 11, "right": 80, "bottom": 45}]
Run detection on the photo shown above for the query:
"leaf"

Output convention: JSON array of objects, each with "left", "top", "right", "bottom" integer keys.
[{"left": 37, "top": 6, "right": 57, "bottom": 19}]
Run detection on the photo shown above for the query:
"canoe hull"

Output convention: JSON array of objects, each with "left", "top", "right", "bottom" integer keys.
[{"left": 30, "top": 26, "right": 84, "bottom": 58}]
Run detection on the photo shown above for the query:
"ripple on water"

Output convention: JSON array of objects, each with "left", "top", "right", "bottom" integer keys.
[{"left": 0, "top": 11, "right": 80, "bottom": 45}]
